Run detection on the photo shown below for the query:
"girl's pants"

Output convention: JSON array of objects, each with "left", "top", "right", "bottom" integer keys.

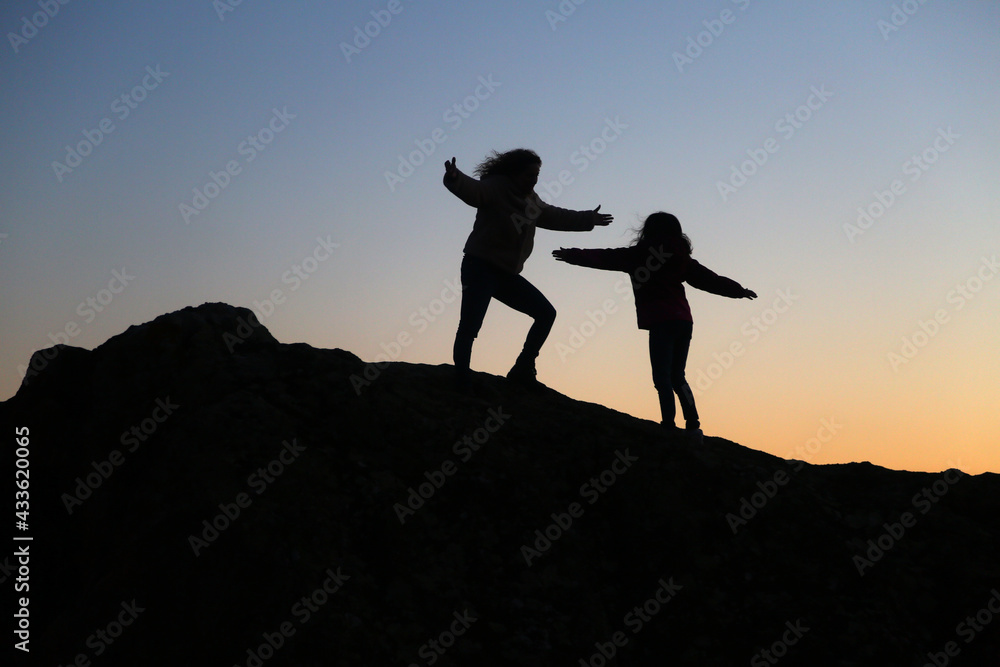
[{"left": 649, "top": 320, "right": 700, "bottom": 428}]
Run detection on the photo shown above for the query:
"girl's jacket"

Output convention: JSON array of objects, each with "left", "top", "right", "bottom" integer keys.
[{"left": 557, "top": 238, "right": 749, "bottom": 329}]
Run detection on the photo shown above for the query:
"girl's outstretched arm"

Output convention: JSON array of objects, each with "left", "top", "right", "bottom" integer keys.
[
  {"left": 552, "top": 247, "right": 636, "bottom": 272},
  {"left": 684, "top": 259, "right": 756, "bottom": 299}
]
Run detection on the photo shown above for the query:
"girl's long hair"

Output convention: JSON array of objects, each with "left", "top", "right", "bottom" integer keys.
[
  {"left": 632, "top": 211, "right": 692, "bottom": 255},
  {"left": 474, "top": 148, "right": 542, "bottom": 178}
]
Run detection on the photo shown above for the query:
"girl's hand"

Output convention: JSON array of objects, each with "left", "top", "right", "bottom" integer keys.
[
  {"left": 743, "top": 288, "right": 758, "bottom": 299},
  {"left": 552, "top": 248, "right": 570, "bottom": 262},
  {"left": 444, "top": 157, "right": 458, "bottom": 181},
  {"left": 591, "top": 205, "right": 613, "bottom": 227}
]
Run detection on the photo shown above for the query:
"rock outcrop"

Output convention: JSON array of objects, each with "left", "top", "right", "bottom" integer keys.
[{"left": 2, "top": 302, "right": 998, "bottom": 666}]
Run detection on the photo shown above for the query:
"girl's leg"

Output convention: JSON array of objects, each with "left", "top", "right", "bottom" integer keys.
[
  {"left": 453, "top": 256, "right": 498, "bottom": 384},
  {"left": 670, "top": 321, "right": 700, "bottom": 429},
  {"left": 649, "top": 324, "right": 677, "bottom": 426}
]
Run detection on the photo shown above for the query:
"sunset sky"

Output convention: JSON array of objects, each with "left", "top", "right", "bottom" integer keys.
[{"left": 1, "top": 1, "right": 997, "bottom": 474}]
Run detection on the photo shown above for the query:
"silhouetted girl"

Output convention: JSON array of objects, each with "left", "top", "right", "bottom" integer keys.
[
  {"left": 443, "top": 149, "right": 612, "bottom": 389},
  {"left": 553, "top": 212, "right": 755, "bottom": 440}
]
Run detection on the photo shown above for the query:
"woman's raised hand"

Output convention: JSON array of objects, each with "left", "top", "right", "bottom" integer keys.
[
  {"left": 592, "top": 205, "right": 613, "bottom": 227},
  {"left": 444, "top": 157, "right": 458, "bottom": 181}
]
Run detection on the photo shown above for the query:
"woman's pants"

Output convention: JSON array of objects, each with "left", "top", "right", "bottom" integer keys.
[{"left": 453, "top": 255, "right": 556, "bottom": 376}]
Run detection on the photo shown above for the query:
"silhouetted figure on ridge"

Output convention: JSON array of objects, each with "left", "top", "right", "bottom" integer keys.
[
  {"left": 553, "top": 212, "right": 756, "bottom": 442},
  {"left": 443, "top": 148, "right": 612, "bottom": 390}
]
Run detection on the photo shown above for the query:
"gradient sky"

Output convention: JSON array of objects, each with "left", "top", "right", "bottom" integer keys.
[{"left": 2, "top": 1, "right": 998, "bottom": 474}]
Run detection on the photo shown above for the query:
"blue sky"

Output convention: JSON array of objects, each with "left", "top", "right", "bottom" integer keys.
[{"left": 2, "top": 1, "right": 998, "bottom": 473}]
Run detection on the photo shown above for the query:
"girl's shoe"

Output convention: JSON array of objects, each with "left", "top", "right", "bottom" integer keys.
[{"left": 662, "top": 423, "right": 703, "bottom": 445}]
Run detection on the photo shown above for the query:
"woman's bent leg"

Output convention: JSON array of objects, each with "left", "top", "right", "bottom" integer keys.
[{"left": 492, "top": 271, "right": 556, "bottom": 383}]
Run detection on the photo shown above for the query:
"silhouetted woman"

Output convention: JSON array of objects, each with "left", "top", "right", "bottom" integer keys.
[
  {"left": 553, "top": 212, "right": 756, "bottom": 440},
  {"left": 443, "top": 149, "right": 612, "bottom": 389}
]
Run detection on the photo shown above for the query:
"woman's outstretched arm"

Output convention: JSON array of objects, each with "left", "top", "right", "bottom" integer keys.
[
  {"left": 442, "top": 157, "right": 502, "bottom": 209},
  {"left": 537, "top": 203, "right": 613, "bottom": 232}
]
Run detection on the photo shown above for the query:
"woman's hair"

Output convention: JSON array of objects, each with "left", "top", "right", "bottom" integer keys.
[
  {"left": 632, "top": 211, "right": 692, "bottom": 255},
  {"left": 474, "top": 148, "right": 542, "bottom": 178}
]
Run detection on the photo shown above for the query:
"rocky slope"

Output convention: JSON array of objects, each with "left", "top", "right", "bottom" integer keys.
[{"left": 2, "top": 302, "right": 998, "bottom": 666}]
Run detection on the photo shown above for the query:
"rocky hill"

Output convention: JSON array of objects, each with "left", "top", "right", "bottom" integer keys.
[{"left": 2, "top": 302, "right": 998, "bottom": 666}]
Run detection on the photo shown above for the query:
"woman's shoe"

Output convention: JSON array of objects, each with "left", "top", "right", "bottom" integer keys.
[{"left": 506, "top": 361, "right": 546, "bottom": 390}]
